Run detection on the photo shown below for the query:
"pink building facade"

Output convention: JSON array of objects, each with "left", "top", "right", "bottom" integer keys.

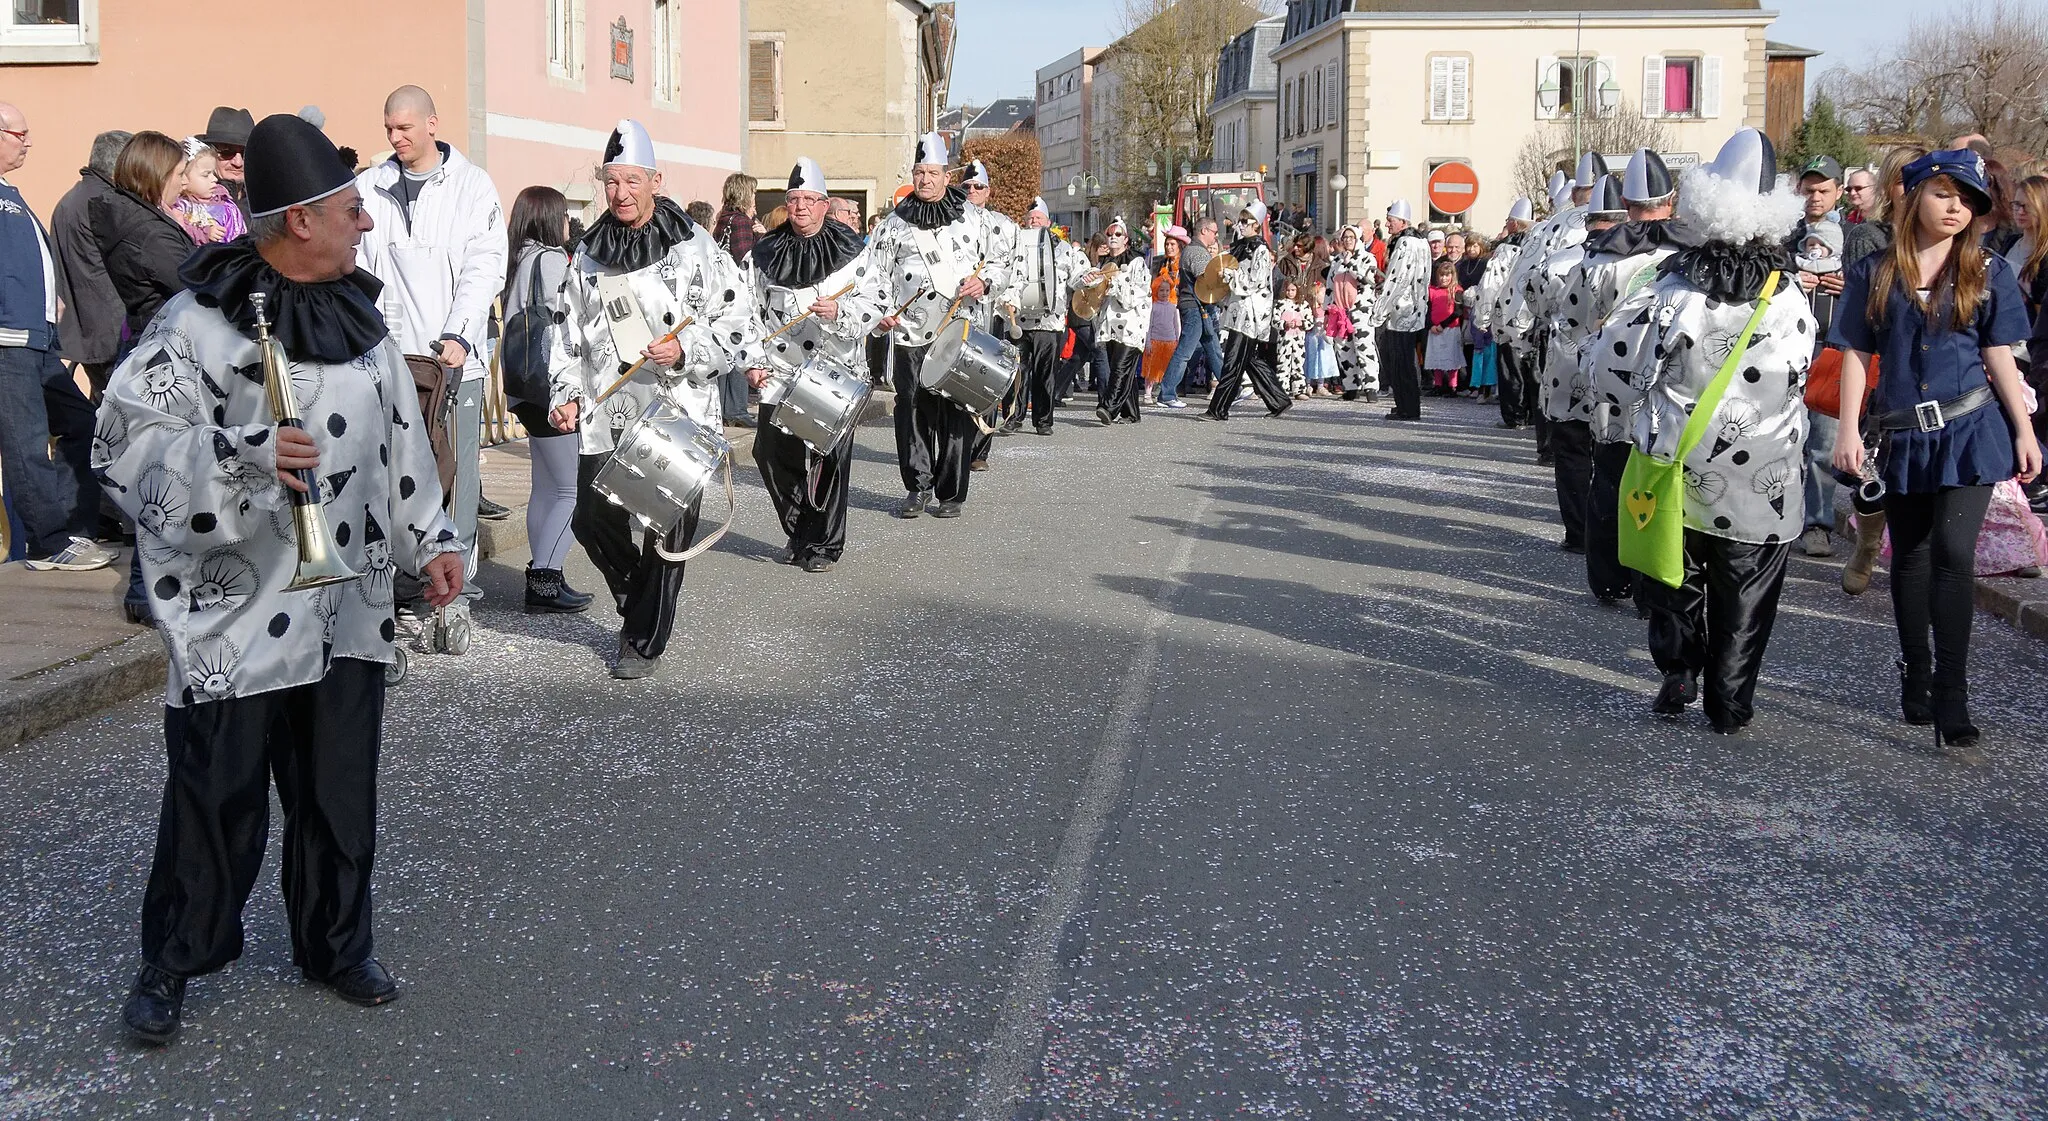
[
  {"left": 482, "top": 0, "right": 744, "bottom": 215},
  {"left": 0, "top": 1, "right": 743, "bottom": 218}
]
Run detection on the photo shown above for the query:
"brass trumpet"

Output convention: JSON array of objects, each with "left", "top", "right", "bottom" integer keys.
[{"left": 250, "top": 291, "right": 360, "bottom": 591}]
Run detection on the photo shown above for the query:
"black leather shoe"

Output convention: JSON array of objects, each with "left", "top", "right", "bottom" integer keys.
[
  {"left": 1652, "top": 671, "right": 1699, "bottom": 716},
  {"left": 898, "top": 491, "right": 930, "bottom": 518},
  {"left": 524, "top": 567, "right": 593, "bottom": 614},
  {"left": 725, "top": 415, "right": 757, "bottom": 429},
  {"left": 476, "top": 495, "right": 513, "bottom": 521},
  {"left": 123, "top": 601, "right": 154, "bottom": 627},
  {"left": 932, "top": 501, "right": 964, "bottom": 519},
  {"left": 968, "top": 458, "right": 990, "bottom": 472},
  {"left": 1033, "top": 425, "right": 1053, "bottom": 436},
  {"left": 314, "top": 958, "right": 401, "bottom": 1006},
  {"left": 122, "top": 964, "right": 185, "bottom": 1044},
  {"left": 775, "top": 546, "right": 799, "bottom": 566},
  {"left": 802, "top": 555, "right": 836, "bottom": 573}
]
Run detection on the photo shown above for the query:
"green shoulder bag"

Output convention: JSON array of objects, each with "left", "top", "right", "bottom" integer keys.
[{"left": 1617, "top": 271, "right": 1780, "bottom": 589}]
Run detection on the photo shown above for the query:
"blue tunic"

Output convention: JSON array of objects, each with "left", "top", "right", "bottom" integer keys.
[{"left": 1830, "top": 251, "right": 2027, "bottom": 494}]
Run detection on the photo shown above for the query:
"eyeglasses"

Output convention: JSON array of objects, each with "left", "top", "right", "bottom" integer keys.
[{"left": 0, "top": 129, "right": 27, "bottom": 142}]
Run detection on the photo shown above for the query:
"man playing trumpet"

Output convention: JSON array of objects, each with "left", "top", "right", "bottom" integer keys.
[{"left": 93, "top": 114, "right": 465, "bottom": 1043}]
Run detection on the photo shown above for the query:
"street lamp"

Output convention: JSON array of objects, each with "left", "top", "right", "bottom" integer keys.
[{"left": 1329, "top": 173, "right": 1348, "bottom": 230}]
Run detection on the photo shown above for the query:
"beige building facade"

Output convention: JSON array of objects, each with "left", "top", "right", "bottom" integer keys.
[
  {"left": 745, "top": 0, "right": 954, "bottom": 221},
  {"left": 1270, "top": 0, "right": 1775, "bottom": 233}
]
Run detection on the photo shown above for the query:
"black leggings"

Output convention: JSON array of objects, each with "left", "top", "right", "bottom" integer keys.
[{"left": 1884, "top": 485, "right": 1993, "bottom": 690}]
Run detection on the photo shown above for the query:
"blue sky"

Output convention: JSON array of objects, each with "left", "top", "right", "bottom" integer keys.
[{"left": 947, "top": 0, "right": 1919, "bottom": 106}]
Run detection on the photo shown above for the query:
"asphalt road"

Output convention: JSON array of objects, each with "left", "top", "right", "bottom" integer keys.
[{"left": 4, "top": 394, "right": 2047, "bottom": 1119}]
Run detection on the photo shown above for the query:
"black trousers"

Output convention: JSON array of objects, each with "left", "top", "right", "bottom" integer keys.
[
  {"left": 1380, "top": 327, "right": 1425, "bottom": 419},
  {"left": 1641, "top": 530, "right": 1791, "bottom": 728},
  {"left": 754, "top": 402, "right": 853, "bottom": 563},
  {"left": 1018, "top": 328, "right": 1062, "bottom": 429},
  {"left": 1550, "top": 419, "right": 1594, "bottom": 550},
  {"left": 1205, "top": 330, "right": 1290, "bottom": 420},
  {"left": 1100, "top": 340, "right": 1144, "bottom": 422},
  {"left": 141, "top": 658, "right": 384, "bottom": 980},
  {"left": 1586, "top": 439, "right": 1638, "bottom": 602},
  {"left": 1885, "top": 485, "right": 1994, "bottom": 690},
  {"left": 574, "top": 452, "right": 700, "bottom": 659},
  {"left": 865, "top": 334, "right": 890, "bottom": 386},
  {"left": 1060, "top": 320, "right": 1105, "bottom": 399},
  {"left": 891, "top": 343, "right": 975, "bottom": 503},
  {"left": 1497, "top": 343, "right": 1538, "bottom": 427}
]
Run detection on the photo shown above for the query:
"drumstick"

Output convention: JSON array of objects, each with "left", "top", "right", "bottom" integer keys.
[
  {"left": 761, "top": 280, "right": 861, "bottom": 344},
  {"left": 591, "top": 316, "right": 696, "bottom": 408}
]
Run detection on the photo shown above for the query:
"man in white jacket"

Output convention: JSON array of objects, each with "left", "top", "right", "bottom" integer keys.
[{"left": 353, "top": 85, "right": 505, "bottom": 646}]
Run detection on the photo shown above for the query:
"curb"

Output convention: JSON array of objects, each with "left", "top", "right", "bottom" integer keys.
[
  {"left": 1977, "top": 578, "right": 2048, "bottom": 643},
  {"left": 2, "top": 632, "right": 165, "bottom": 747}
]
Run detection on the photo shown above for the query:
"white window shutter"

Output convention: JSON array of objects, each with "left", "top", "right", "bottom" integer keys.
[
  {"left": 1430, "top": 56, "right": 1450, "bottom": 120},
  {"left": 1642, "top": 55, "right": 1664, "bottom": 118},
  {"left": 1326, "top": 62, "right": 1340, "bottom": 128},
  {"left": 1701, "top": 56, "right": 1723, "bottom": 118},
  {"left": 1536, "top": 55, "right": 1561, "bottom": 121},
  {"left": 1450, "top": 56, "right": 1470, "bottom": 120}
]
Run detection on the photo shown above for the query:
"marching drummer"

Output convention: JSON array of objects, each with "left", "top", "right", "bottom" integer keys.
[
  {"left": 545, "top": 119, "right": 762, "bottom": 680},
  {"left": 1002, "top": 196, "right": 1088, "bottom": 436},
  {"left": 740, "top": 157, "right": 885, "bottom": 573},
  {"left": 863, "top": 131, "right": 1003, "bottom": 520}
]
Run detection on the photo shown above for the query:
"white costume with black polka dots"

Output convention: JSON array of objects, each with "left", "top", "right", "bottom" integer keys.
[
  {"left": 743, "top": 249, "right": 884, "bottom": 374},
  {"left": 1276, "top": 298, "right": 1311, "bottom": 393},
  {"left": 93, "top": 294, "right": 462, "bottom": 706},
  {"left": 1094, "top": 256, "right": 1154, "bottom": 351},
  {"left": 1533, "top": 241, "right": 1596, "bottom": 423},
  {"left": 1587, "top": 274, "right": 1815, "bottom": 544},
  {"left": 546, "top": 218, "right": 761, "bottom": 455},
  {"left": 1568, "top": 234, "right": 1679, "bottom": 444},
  {"left": 865, "top": 202, "right": 998, "bottom": 347}
]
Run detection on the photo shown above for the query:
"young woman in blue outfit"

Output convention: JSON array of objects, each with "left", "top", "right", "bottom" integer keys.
[{"left": 1830, "top": 150, "right": 2045, "bottom": 753}]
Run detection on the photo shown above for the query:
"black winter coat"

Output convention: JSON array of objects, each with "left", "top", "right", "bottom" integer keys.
[
  {"left": 50, "top": 168, "right": 126, "bottom": 365},
  {"left": 89, "top": 186, "right": 194, "bottom": 343}
]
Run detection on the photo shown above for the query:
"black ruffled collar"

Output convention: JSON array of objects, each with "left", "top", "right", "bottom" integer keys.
[
  {"left": 1658, "top": 239, "right": 1792, "bottom": 303},
  {"left": 1587, "top": 219, "right": 1674, "bottom": 259},
  {"left": 751, "top": 217, "right": 867, "bottom": 288},
  {"left": 576, "top": 196, "right": 696, "bottom": 271},
  {"left": 1498, "top": 231, "right": 1526, "bottom": 248},
  {"left": 179, "top": 237, "right": 388, "bottom": 365},
  {"left": 894, "top": 185, "right": 967, "bottom": 231},
  {"left": 1106, "top": 246, "right": 1145, "bottom": 267},
  {"left": 1229, "top": 234, "right": 1267, "bottom": 260}
]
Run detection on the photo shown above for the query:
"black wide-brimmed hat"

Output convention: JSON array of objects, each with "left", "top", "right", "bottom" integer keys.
[
  {"left": 245, "top": 113, "right": 356, "bottom": 218},
  {"left": 197, "top": 106, "right": 255, "bottom": 148}
]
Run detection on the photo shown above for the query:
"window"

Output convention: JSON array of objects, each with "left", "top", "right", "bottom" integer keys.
[
  {"left": 1, "top": 0, "right": 96, "bottom": 63},
  {"left": 1642, "top": 54, "right": 1720, "bottom": 119},
  {"left": 749, "top": 35, "right": 785, "bottom": 128},
  {"left": 650, "top": 0, "right": 678, "bottom": 105},
  {"left": 1428, "top": 55, "right": 1470, "bottom": 121},
  {"left": 547, "top": 0, "right": 582, "bottom": 80}
]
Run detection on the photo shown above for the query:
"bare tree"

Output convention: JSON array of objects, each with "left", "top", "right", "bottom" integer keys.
[
  {"left": 1097, "top": 0, "right": 1269, "bottom": 219},
  {"left": 1512, "top": 100, "right": 1678, "bottom": 207},
  {"left": 1820, "top": 0, "right": 2048, "bottom": 153}
]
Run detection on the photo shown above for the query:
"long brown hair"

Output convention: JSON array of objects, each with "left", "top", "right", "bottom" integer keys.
[
  {"left": 1869, "top": 173, "right": 1988, "bottom": 332},
  {"left": 113, "top": 131, "right": 185, "bottom": 208},
  {"left": 2019, "top": 175, "right": 2048, "bottom": 288},
  {"left": 1873, "top": 144, "right": 1927, "bottom": 227}
]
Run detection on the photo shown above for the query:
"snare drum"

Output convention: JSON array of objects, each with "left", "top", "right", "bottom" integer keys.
[
  {"left": 591, "top": 399, "right": 731, "bottom": 538},
  {"left": 921, "top": 315, "right": 1018, "bottom": 415},
  {"left": 766, "top": 353, "right": 871, "bottom": 454}
]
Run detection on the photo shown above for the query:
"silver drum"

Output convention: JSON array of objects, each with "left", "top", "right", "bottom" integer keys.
[
  {"left": 920, "top": 315, "right": 1017, "bottom": 415},
  {"left": 767, "top": 353, "right": 870, "bottom": 454},
  {"left": 592, "top": 399, "right": 730, "bottom": 538}
]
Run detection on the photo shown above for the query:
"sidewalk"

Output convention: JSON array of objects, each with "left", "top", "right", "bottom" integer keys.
[{"left": 2, "top": 414, "right": 2039, "bottom": 746}]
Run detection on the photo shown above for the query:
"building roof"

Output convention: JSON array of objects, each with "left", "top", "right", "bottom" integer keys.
[
  {"left": 967, "top": 98, "right": 1036, "bottom": 134},
  {"left": 1765, "top": 40, "right": 1822, "bottom": 59},
  {"left": 1215, "top": 16, "right": 1285, "bottom": 107}
]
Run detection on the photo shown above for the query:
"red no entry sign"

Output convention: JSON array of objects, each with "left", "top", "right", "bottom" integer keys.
[{"left": 1427, "top": 161, "right": 1480, "bottom": 216}]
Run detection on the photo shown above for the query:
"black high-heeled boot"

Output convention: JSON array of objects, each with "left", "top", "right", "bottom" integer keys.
[
  {"left": 1931, "top": 685, "right": 1980, "bottom": 753},
  {"left": 525, "top": 567, "right": 593, "bottom": 614},
  {"left": 1896, "top": 657, "right": 1933, "bottom": 726}
]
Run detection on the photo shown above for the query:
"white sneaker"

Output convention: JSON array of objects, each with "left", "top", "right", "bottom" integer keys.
[
  {"left": 1164, "top": 399, "right": 1188, "bottom": 409},
  {"left": 24, "top": 536, "right": 115, "bottom": 572}
]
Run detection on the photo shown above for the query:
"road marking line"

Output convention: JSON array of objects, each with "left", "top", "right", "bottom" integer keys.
[{"left": 966, "top": 505, "right": 1207, "bottom": 1119}]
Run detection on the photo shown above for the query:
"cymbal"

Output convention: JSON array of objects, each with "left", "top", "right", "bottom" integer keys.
[{"left": 1194, "top": 253, "right": 1238, "bottom": 305}]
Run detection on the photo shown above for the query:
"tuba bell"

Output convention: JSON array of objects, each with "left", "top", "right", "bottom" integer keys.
[{"left": 250, "top": 291, "right": 360, "bottom": 591}]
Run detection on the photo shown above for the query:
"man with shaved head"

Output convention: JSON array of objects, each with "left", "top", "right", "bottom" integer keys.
[{"left": 353, "top": 83, "right": 505, "bottom": 652}]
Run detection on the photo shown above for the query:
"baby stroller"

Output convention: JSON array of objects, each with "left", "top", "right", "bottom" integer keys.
[{"left": 388, "top": 349, "right": 468, "bottom": 684}]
